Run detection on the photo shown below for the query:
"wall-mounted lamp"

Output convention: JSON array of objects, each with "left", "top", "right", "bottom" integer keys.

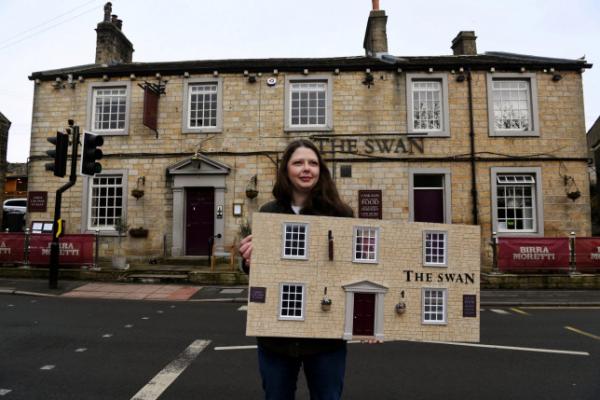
[
  {"left": 248, "top": 74, "right": 257, "bottom": 83},
  {"left": 102, "top": 74, "right": 109, "bottom": 81},
  {"left": 303, "top": 69, "right": 309, "bottom": 75},
  {"left": 183, "top": 72, "right": 190, "bottom": 78},
  {"left": 456, "top": 74, "right": 466, "bottom": 82},
  {"left": 362, "top": 71, "right": 374, "bottom": 88},
  {"left": 552, "top": 74, "right": 563, "bottom": 82},
  {"left": 213, "top": 70, "right": 219, "bottom": 77}
]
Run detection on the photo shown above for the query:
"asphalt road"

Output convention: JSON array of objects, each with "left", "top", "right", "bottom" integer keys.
[{"left": 1, "top": 295, "right": 599, "bottom": 400}]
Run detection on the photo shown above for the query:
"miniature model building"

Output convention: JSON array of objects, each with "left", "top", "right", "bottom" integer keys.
[{"left": 246, "top": 213, "right": 480, "bottom": 342}]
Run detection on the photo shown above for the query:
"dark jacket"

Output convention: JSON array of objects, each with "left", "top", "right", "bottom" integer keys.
[{"left": 255, "top": 200, "right": 347, "bottom": 357}]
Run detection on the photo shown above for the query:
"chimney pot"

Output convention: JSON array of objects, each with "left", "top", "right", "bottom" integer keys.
[
  {"left": 372, "top": 0, "right": 380, "bottom": 10},
  {"left": 95, "top": 5, "right": 133, "bottom": 64},
  {"left": 451, "top": 31, "right": 477, "bottom": 56}
]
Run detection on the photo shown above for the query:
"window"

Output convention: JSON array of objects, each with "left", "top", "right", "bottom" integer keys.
[
  {"left": 491, "top": 167, "right": 543, "bottom": 235},
  {"left": 284, "top": 76, "right": 333, "bottom": 131},
  {"left": 182, "top": 78, "right": 223, "bottom": 133},
  {"left": 279, "top": 283, "right": 305, "bottom": 320},
  {"left": 423, "top": 231, "right": 447, "bottom": 266},
  {"left": 282, "top": 223, "right": 309, "bottom": 260},
  {"left": 487, "top": 73, "right": 539, "bottom": 136},
  {"left": 88, "top": 174, "right": 124, "bottom": 230},
  {"left": 422, "top": 288, "right": 447, "bottom": 324},
  {"left": 409, "top": 169, "right": 452, "bottom": 224},
  {"left": 353, "top": 226, "right": 379, "bottom": 263},
  {"left": 87, "top": 82, "right": 131, "bottom": 135},
  {"left": 406, "top": 73, "right": 450, "bottom": 137}
]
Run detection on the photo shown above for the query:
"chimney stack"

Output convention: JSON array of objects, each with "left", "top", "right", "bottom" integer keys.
[
  {"left": 363, "top": 0, "right": 388, "bottom": 57},
  {"left": 451, "top": 31, "right": 477, "bottom": 56},
  {"left": 95, "top": 2, "right": 134, "bottom": 65}
]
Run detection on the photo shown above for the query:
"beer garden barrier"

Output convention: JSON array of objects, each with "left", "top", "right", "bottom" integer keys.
[
  {"left": 0, "top": 229, "right": 96, "bottom": 268},
  {"left": 491, "top": 232, "right": 600, "bottom": 274}
]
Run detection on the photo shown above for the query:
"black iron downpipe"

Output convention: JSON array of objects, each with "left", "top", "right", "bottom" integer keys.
[{"left": 467, "top": 69, "right": 479, "bottom": 225}]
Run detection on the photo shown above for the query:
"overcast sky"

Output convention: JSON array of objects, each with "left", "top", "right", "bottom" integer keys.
[{"left": 1, "top": 0, "right": 598, "bottom": 162}]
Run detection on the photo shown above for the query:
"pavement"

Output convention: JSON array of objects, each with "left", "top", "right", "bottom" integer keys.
[{"left": 1, "top": 277, "right": 600, "bottom": 305}]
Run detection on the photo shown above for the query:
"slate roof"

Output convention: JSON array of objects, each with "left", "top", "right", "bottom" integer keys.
[{"left": 29, "top": 52, "right": 592, "bottom": 81}]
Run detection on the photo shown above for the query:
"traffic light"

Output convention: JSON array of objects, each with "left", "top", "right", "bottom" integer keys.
[
  {"left": 45, "top": 131, "right": 69, "bottom": 177},
  {"left": 80, "top": 132, "right": 104, "bottom": 176}
]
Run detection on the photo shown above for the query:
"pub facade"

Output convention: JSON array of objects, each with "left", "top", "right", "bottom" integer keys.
[{"left": 26, "top": 2, "right": 592, "bottom": 270}]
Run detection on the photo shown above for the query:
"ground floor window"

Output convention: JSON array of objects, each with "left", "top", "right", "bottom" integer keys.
[
  {"left": 279, "top": 283, "right": 305, "bottom": 320},
  {"left": 422, "top": 288, "right": 447, "bottom": 324},
  {"left": 88, "top": 174, "right": 124, "bottom": 230}
]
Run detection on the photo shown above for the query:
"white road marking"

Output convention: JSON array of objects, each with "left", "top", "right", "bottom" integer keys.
[
  {"left": 75, "top": 348, "right": 87, "bottom": 353},
  {"left": 40, "top": 365, "right": 55, "bottom": 370},
  {"left": 237, "top": 305, "right": 247, "bottom": 311},
  {"left": 565, "top": 326, "right": 600, "bottom": 341},
  {"left": 214, "top": 345, "right": 257, "bottom": 351},
  {"left": 490, "top": 308, "right": 510, "bottom": 315},
  {"left": 417, "top": 340, "right": 589, "bottom": 356},
  {"left": 170, "top": 305, "right": 176, "bottom": 308},
  {"left": 156, "top": 310, "right": 164, "bottom": 314},
  {"left": 8, "top": 304, "right": 14, "bottom": 307},
  {"left": 220, "top": 288, "right": 244, "bottom": 294},
  {"left": 510, "top": 307, "right": 530, "bottom": 316},
  {"left": 480, "top": 308, "right": 486, "bottom": 312},
  {"left": 102, "top": 334, "right": 113, "bottom": 338},
  {"left": 31, "top": 300, "right": 37, "bottom": 303},
  {"left": 130, "top": 339, "right": 211, "bottom": 400},
  {"left": 0, "top": 389, "right": 12, "bottom": 396},
  {"left": 141, "top": 317, "right": 149, "bottom": 320},
  {"left": 125, "top": 324, "right": 134, "bottom": 328}
]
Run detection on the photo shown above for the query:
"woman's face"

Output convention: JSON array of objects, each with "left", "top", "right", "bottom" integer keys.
[{"left": 287, "top": 146, "right": 320, "bottom": 195}]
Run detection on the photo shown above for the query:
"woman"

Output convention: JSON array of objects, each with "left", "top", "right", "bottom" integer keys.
[{"left": 239, "top": 139, "right": 353, "bottom": 400}]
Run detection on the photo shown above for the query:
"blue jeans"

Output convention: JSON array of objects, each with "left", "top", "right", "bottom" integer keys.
[{"left": 257, "top": 345, "right": 346, "bottom": 400}]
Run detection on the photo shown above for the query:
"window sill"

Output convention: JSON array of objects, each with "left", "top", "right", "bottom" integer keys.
[
  {"left": 182, "top": 128, "right": 222, "bottom": 134},
  {"left": 489, "top": 131, "right": 540, "bottom": 137},
  {"left": 284, "top": 126, "right": 333, "bottom": 133}
]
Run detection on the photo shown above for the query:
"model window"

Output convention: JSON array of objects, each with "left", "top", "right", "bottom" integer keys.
[
  {"left": 406, "top": 74, "right": 450, "bottom": 137},
  {"left": 423, "top": 231, "right": 447, "bottom": 266},
  {"left": 353, "top": 227, "right": 379, "bottom": 263},
  {"left": 188, "top": 83, "right": 218, "bottom": 128},
  {"left": 92, "top": 87, "right": 127, "bottom": 132},
  {"left": 88, "top": 174, "right": 124, "bottom": 230},
  {"left": 487, "top": 73, "right": 539, "bottom": 136},
  {"left": 495, "top": 174, "right": 536, "bottom": 232},
  {"left": 279, "top": 283, "right": 305, "bottom": 320},
  {"left": 282, "top": 223, "right": 308, "bottom": 259},
  {"left": 422, "top": 288, "right": 447, "bottom": 324}
]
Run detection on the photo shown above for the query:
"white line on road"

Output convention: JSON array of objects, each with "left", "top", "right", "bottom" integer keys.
[
  {"left": 490, "top": 308, "right": 510, "bottom": 315},
  {"left": 75, "top": 348, "right": 87, "bottom": 353},
  {"left": 130, "top": 339, "right": 211, "bottom": 400},
  {"left": 417, "top": 340, "right": 589, "bottom": 356},
  {"left": 0, "top": 389, "right": 12, "bottom": 396},
  {"left": 214, "top": 345, "right": 257, "bottom": 351},
  {"left": 125, "top": 324, "right": 134, "bottom": 328},
  {"left": 565, "top": 326, "right": 600, "bottom": 341},
  {"left": 141, "top": 317, "right": 149, "bottom": 320},
  {"left": 40, "top": 365, "right": 55, "bottom": 370},
  {"left": 237, "top": 305, "right": 247, "bottom": 311},
  {"left": 102, "top": 333, "right": 113, "bottom": 338}
]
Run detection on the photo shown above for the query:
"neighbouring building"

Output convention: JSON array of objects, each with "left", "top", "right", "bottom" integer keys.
[
  {"left": 26, "top": 2, "right": 593, "bottom": 269},
  {"left": 587, "top": 116, "right": 600, "bottom": 235},
  {"left": 0, "top": 111, "right": 11, "bottom": 227},
  {"left": 4, "top": 163, "right": 28, "bottom": 199}
]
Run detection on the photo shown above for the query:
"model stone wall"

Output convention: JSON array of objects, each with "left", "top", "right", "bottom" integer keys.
[
  {"left": 26, "top": 68, "right": 591, "bottom": 262},
  {"left": 246, "top": 213, "right": 480, "bottom": 342}
]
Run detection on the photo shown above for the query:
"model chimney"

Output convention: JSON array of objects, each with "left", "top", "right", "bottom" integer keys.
[
  {"left": 451, "top": 31, "right": 477, "bottom": 56},
  {"left": 95, "top": 2, "right": 134, "bottom": 64},
  {"left": 363, "top": 0, "right": 388, "bottom": 57}
]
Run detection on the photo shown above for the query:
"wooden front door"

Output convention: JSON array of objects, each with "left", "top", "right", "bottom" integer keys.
[
  {"left": 353, "top": 293, "right": 375, "bottom": 336},
  {"left": 185, "top": 188, "right": 214, "bottom": 256}
]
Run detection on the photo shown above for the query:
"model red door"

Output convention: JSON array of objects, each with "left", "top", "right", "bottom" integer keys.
[
  {"left": 353, "top": 293, "right": 375, "bottom": 336},
  {"left": 185, "top": 188, "right": 214, "bottom": 256}
]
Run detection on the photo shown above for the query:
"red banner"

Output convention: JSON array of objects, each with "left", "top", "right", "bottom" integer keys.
[
  {"left": 498, "top": 237, "right": 570, "bottom": 271},
  {"left": 0, "top": 233, "right": 26, "bottom": 264},
  {"left": 28, "top": 234, "right": 95, "bottom": 267},
  {"left": 574, "top": 238, "right": 600, "bottom": 271}
]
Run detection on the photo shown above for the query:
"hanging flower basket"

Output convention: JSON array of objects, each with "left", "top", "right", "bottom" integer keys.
[
  {"left": 321, "top": 297, "right": 332, "bottom": 311},
  {"left": 567, "top": 190, "right": 581, "bottom": 201},
  {"left": 129, "top": 227, "right": 149, "bottom": 238},
  {"left": 395, "top": 302, "right": 406, "bottom": 315},
  {"left": 245, "top": 189, "right": 258, "bottom": 199},
  {"left": 131, "top": 189, "right": 145, "bottom": 199}
]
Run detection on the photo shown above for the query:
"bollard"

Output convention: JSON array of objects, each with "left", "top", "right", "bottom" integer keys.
[
  {"left": 94, "top": 229, "right": 100, "bottom": 270},
  {"left": 491, "top": 231, "right": 499, "bottom": 274},
  {"left": 23, "top": 227, "right": 31, "bottom": 268},
  {"left": 569, "top": 231, "right": 578, "bottom": 275}
]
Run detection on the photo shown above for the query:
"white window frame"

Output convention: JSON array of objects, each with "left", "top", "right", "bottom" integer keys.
[
  {"left": 80, "top": 169, "right": 128, "bottom": 235},
  {"left": 422, "top": 288, "right": 447, "bottom": 325},
  {"left": 284, "top": 75, "right": 333, "bottom": 131},
  {"left": 278, "top": 283, "right": 305, "bottom": 321},
  {"left": 352, "top": 226, "right": 380, "bottom": 264},
  {"left": 408, "top": 168, "right": 452, "bottom": 223},
  {"left": 281, "top": 222, "right": 309, "bottom": 260},
  {"left": 182, "top": 77, "right": 223, "bottom": 133},
  {"left": 423, "top": 230, "right": 448, "bottom": 267},
  {"left": 491, "top": 167, "right": 544, "bottom": 236},
  {"left": 86, "top": 81, "right": 132, "bottom": 136},
  {"left": 487, "top": 73, "right": 540, "bottom": 137},
  {"left": 406, "top": 73, "right": 450, "bottom": 137}
]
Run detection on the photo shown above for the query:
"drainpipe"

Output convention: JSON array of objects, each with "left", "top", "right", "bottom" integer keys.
[{"left": 467, "top": 68, "right": 479, "bottom": 225}]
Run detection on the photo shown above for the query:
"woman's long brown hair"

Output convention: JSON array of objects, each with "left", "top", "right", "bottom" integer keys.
[{"left": 272, "top": 139, "right": 354, "bottom": 217}]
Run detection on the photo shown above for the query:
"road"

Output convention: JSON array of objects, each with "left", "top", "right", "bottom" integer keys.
[{"left": 1, "top": 294, "right": 599, "bottom": 399}]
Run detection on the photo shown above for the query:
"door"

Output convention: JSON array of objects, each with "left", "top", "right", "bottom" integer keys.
[
  {"left": 413, "top": 174, "right": 445, "bottom": 223},
  {"left": 185, "top": 188, "right": 214, "bottom": 255},
  {"left": 353, "top": 293, "right": 375, "bottom": 336}
]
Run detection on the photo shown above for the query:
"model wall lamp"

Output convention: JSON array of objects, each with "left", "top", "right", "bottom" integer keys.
[
  {"left": 362, "top": 68, "right": 374, "bottom": 88},
  {"left": 328, "top": 230, "right": 334, "bottom": 261}
]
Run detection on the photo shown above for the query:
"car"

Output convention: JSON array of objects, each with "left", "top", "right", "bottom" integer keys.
[{"left": 3, "top": 198, "right": 27, "bottom": 213}]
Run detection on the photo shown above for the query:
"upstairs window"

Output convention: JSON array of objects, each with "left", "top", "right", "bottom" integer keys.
[
  {"left": 353, "top": 226, "right": 379, "bottom": 263},
  {"left": 423, "top": 231, "right": 447, "bottom": 266},
  {"left": 88, "top": 83, "right": 131, "bottom": 135},
  {"left": 406, "top": 73, "right": 450, "bottom": 137},
  {"left": 487, "top": 73, "right": 539, "bottom": 136},
  {"left": 285, "top": 76, "right": 333, "bottom": 131},
  {"left": 282, "top": 223, "right": 309, "bottom": 260},
  {"left": 182, "top": 78, "right": 223, "bottom": 133}
]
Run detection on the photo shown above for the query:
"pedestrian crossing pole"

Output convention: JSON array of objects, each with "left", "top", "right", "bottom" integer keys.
[{"left": 49, "top": 122, "right": 80, "bottom": 289}]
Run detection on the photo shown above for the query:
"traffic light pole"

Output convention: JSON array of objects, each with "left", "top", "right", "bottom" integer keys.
[{"left": 49, "top": 125, "right": 80, "bottom": 289}]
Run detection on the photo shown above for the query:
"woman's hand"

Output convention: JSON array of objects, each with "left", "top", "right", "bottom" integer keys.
[{"left": 239, "top": 234, "right": 253, "bottom": 267}]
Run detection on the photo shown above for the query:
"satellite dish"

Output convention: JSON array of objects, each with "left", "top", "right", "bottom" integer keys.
[{"left": 266, "top": 77, "right": 277, "bottom": 86}]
